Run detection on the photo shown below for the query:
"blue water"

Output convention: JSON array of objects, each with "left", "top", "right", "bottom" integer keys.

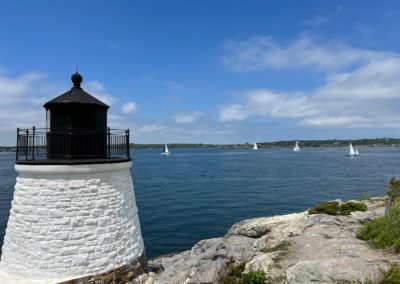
[{"left": 0, "top": 147, "right": 399, "bottom": 258}]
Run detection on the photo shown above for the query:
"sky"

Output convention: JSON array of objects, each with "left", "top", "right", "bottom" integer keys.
[{"left": 1, "top": 1, "right": 400, "bottom": 145}]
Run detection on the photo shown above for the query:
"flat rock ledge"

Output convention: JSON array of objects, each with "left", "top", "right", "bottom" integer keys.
[{"left": 134, "top": 197, "right": 400, "bottom": 284}]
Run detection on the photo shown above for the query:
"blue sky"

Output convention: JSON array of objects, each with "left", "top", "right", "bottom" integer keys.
[{"left": 1, "top": 1, "right": 400, "bottom": 145}]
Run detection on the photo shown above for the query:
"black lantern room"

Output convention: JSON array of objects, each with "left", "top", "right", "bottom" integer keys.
[
  {"left": 44, "top": 72, "right": 109, "bottom": 132},
  {"left": 43, "top": 72, "right": 109, "bottom": 160},
  {"left": 15, "top": 72, "right": 131, "bottom": 163}
]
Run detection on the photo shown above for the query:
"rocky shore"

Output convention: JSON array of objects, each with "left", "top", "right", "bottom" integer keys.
[{"left": 133, "top": 197, "right": 399, "bottom": 284}]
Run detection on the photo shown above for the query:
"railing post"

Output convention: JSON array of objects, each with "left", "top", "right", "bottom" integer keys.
[
  {"left": 16, "top": 128, "right": 19, "bottom": 161},
  {"left": 32, "top": 127, "right": 36, "bottom": 161},
  {"left": 25, "top": 129, "right": 29, "bottom": 160},
  {"left": 126, "top": 129, "right": 130, "bottom": 159},
  {"left": 107, "top": 127, "right": 111, "bottom": 159}
]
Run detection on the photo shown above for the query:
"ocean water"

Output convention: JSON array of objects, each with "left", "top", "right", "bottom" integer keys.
[{"left": 0, "top": 147, "right": 399, "bottom": 258}]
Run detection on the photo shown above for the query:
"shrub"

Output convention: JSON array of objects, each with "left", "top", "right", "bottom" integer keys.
[
  {"left": 308, "top": 201, "right": 367, "bottom": 216},
  {"left": 357, "top": 208, "right": 400, "bottom": 252},
  {"left": 219, "top": 258, "right": 266, "bottom": 284},
  {"left": 240, "top": 270, "right": 266, "bottom": 284},
  {"left": 262, "top": 241, "right": 291, "bottom": 253},
  {"left": 232, "top": 262, "right": 246, "bottom": 278},
  {"left": 339, "top": 201, "right": 367, "bottom": 215},
  {"left": 387, "top": 177, "right": 400, "bottom": 211},
  {"left": 380, "top": 267, "right": 400, "bottom": 284},
  {"left": 308, "top": 201, "right": 340, "bottom": 215},
  {"left": 387, "top": 177, "right": 400, "bottom": 200}
]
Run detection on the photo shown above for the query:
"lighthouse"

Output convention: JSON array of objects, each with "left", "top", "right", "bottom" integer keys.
[{"left": 0, "top": 73, "right": 145, "bottom": 282}]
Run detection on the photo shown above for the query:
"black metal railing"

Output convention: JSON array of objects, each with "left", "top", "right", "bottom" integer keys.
[{"left": 16, "top": 127, "right": 131, "bottom": 162}]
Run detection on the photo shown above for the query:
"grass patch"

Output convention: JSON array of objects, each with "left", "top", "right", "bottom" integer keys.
[
  {"left": 308, "top": 201, "right": 367, "bottom": 216},
  {"left": 219, "top": 258, "right": 266, "bottom": 284},
  {"left": 380, "top": 267, "right": 400, "bottom": 284},
  {"left": 339, "top": 201, "right": 368, "bottom": 215},
  {"left": 261, "top": 241, "right": 291, "bottom": 269},
  {"left": 262, "top": 241, "right": 291, "bottom": 253},
  {"left": 358, "top": 193, "right": 373, "bottom": 202},
  {"left": 357, "top": 208, "right": 400, "bottom": 252},
  {"left": 240, "top": 271, "right": 267, "bottom": 284}
]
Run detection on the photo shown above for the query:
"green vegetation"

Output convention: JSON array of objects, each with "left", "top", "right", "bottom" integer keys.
[
  {"left": 262, "top": 241, "right": 291, "bottom": 253},
  {"left": 357, "top": 177, "right": 400, "bottom": 253},
  {"left": 380, "top": 267, "right": 400, "bottom": 284},
  {"left": 261, "top": 241, "right": 291, "bottom": 269},
  {"left": 356, "top": 208, "right": 400, "bottom": 252},
  {"left": 339, "top": 201, "right": 368, "bottom": 215},
  {"left": 387, "top": 177, "right": 400, "bottom": 211},
  {"left": 357, "top": 193, "right": 373, "bottom": 202},
  {"left": 257, "top": 138, "right": 400, "bottom": 148},
  {"left": 132, "top": 143, "right": 216, "bottom": 149},
  {"left": 130, "top": 138, "right": 400, "bottom": 149},
  {"left": 309, "top": 201, "right": 341, "bottom": 215},
  {"left": 219, "top": 258, "right": 266, "bottom": 284},
  {"left": 308, "top": 201, "right": 367, "bottom": 216},
  {"left": 3, "top": 137, "right": 400, "bottom": 151},
  {"left": 240, "top": 271, "right": 266, "bottom": 284}
]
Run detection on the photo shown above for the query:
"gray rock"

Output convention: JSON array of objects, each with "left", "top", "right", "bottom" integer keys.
[
  {"left": 229, "top": 220, "right": 271, "bottom": 238},
  {"left": 135, "top": 197, "right": 398, "bottom": 284}
]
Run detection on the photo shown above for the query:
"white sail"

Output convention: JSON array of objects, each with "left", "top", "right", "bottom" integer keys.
[
  {"left": 293, "top": 141, "right": 300, "bottom": 152},
  {"left": 347, "top": 143, "right": 356, "bottom": 156},
  {"left": 253, "top": 143, "right": 258, "bottom": 150},
  {"left": 355, "top": 148, "right": 359, "bottom": 155},
  {"left": 161, "top": 144, "right": 170, "bottom": 155}
]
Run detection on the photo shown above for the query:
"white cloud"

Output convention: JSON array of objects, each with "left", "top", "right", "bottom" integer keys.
[
  {"left": 0, "top": 72, "right": 53, "bottom": 145},
  {"left": 300, "top": 116, "right": 369, "bottom": 127},
  {"left": 223, "top": 36, "right": 395, "bottom": 72},
  {"left": 219, "top": 104, "right": 248, "bottom": 122},
  {"left": 219, "top": 90, "right": 316, "bottom": 122},
  {"left": 219, "top": 57, "right": 400, "bottom": 128},
  {"left": 137, "top": 124, "right": 166, "bottom": 133},
  {"left": 302, "top": 15, "right": 330, "bottom": 28},
  {"left": 173, "top": 111, "right": 203, "bottom": 124},
  {"left": 0, "top": 72, "right": 47, "bottom": 105},
  {"left": 85, "top": 80, "right": 116, "bottom": 106},
  {"left": 0, "top": 71, "right": 121, "bottom": 145},
  {"left": 122, "top": 101, "right": 138, "bottom": 114}
]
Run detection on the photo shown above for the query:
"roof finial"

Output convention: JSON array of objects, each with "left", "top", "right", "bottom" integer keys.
[{"left": 71, "top": 68, "right": 83, "bottom": 88}]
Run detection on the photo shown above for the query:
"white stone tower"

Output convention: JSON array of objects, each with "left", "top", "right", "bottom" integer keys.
[{"left": 0, "top": 73, "right": 145, "bottom": 283}]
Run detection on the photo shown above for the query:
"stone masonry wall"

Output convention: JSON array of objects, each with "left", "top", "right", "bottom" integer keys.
[{"left": 0, "top": 161, "right": 144, "bottom": 280}]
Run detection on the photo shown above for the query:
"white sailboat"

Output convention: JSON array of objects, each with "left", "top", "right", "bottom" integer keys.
[
  {"left": 293, "top": 141, "right": 300, "bottom": 152},
  {"left": 161, "top": 144, "right": 170, "bottom": 156},
  {"left": 253, "top": 143, "right": 258, "bottom": 150},
  {"left": 347, "top": 142, "right": 357, "bottom": 157}
]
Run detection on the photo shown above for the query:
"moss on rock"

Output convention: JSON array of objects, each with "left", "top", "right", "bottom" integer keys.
[{"left": 308, "top": 201, "right": 367, "bottom": 216}]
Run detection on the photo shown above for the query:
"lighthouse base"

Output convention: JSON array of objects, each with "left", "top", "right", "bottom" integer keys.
[
  {"left": 0, "top": 253, "right": 146, "bottom": 284},
  {"left": 0, "top": 161, "right": 145, "bottom": 282},
  {"left": 59, "top": 252, "right": 146, "bottom": 284}
]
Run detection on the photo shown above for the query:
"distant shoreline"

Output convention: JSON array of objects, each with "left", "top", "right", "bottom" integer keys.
[
  {"left": 132, "top": 138, "right": 400, "bottom": 149},
  {"left": 2, "top": 138, "right": 400, "bottom": 152}
]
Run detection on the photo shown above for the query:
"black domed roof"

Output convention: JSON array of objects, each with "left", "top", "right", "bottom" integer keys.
[{"left": 43, "top": 72, "right": 109, "bottom": 109}]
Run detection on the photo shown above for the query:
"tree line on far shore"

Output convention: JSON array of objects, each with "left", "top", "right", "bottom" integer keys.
[
  {"left": 132, "top": 138, "right": 400, "bottom": 149},
  {"left": 2, "top": 138, "right": 400, "bottom": 152}
]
